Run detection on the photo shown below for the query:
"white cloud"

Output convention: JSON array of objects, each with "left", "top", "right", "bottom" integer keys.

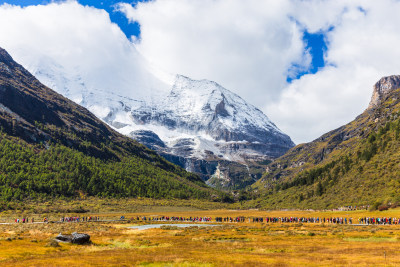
[
  {"left": 268, "top": 0, "right": 400, "bottom": 143},
  {"left": 0, "top": 1, "right": 168, "bottom": 102},
  {"left": 119, "top": 0, "right": 400, "bottom": 144},
  {"left": 117, "top": 0, "right": 310, "bottom": 105},
  {"left": 2, "top": 0, "right": 400, "bottom": 145}
]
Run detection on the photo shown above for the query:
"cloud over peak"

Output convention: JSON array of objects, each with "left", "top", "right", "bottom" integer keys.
[
  {"left": 2, "top": 0, "right": 400, "bottom": 144},
  {"left": 117, "top": 0, "right": 311, "bottom": 106}
]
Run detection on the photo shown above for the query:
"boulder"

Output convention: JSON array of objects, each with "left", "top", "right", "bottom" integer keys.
[{"left": 56, "top": 232, "right": 90, "bottom": 244}]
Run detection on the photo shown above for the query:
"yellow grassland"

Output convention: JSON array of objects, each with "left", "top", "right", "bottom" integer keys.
[{"left": 1, "top": 208, "right": 400, "bottom": 266}]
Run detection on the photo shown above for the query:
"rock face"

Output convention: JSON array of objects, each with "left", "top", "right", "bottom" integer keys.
[
  {"left": 368, "top": 75, "right": 400, "bottom": 109},
  {"left": 56, "top": 233, "right": 91, "bottom": 244},
  {"left": 130, "top": 130, "right": 166, "bottom": 151},
  {"left": 254, "top": 74, "right": 400, "bottom": 208}
]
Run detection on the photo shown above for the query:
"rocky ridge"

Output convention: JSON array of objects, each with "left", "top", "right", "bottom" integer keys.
[
  {"left": 368, "top": 75, "right": 400, "bottom": 109},
  {"left": 251, "top": 75, "right": 400, "bottom": 208}
]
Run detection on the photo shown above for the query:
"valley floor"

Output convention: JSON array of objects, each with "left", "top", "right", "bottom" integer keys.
[{"left": 1, "top": 207, "right": 400, "bottom": 266}]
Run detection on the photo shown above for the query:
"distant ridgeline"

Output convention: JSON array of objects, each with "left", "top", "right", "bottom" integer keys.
[
  {"left": 251, "top": 75, "right": 400, "bottom": 209},
  {"left": 0, "top": 47, "right": 229, "bottom": 202}
]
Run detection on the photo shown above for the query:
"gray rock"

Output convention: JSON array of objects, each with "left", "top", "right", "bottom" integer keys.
[
  {"left": 56, "top": 232, "right": 90, "bottom": 244},
  {"left": 368, "top": 75, "right": 400, "bottom": 109},
  {"left": 129, "top": 130, "right": 166, "bottom": 150}
]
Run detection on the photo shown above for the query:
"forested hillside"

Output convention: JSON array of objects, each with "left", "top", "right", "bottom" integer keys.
[
  {"left": 0, "top": 47, "right": 226, "bottom": 202},
  {"left": 0, "top": 134, "right": 215, "bottom": 201},
  {"left": 251, "top": 76, "right": 400, "bottom": 209}
]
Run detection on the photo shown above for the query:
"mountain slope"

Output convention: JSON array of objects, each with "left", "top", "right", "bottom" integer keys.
[
  {"left": 28, "top": 56, "right": 295, "bottom": 189},
  {"left": 131, "top": 75, "right": 291, "bottom": 147},
  {"left": 124, "top": 75, "right": 294, "bottom": 189},
  {"left": 251, "top": 75, "right": 400, "bottom": 209},
  {"left": 0, "top": 47, "right": 224, "bottom": 201}
]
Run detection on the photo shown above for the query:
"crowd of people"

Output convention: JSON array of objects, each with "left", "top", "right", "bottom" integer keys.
[
  {"left": 10, "top": 214, "right": 400, "bottom": 226},
  {"left": 14, "top": 217, "right": 34, "bottom": 223},
  {"left": 60, "top": 216, "right": 101, "bottom": 223},
  {"left": 134, "top": 215, "right": 400, "bottom": 225},
  {"left": 12, "top": 216, "right": 101, "bottom": 223},
  {"left": 248, "top": 217, "right": 345, "bottom": 224},
  {"left": 338, "top": 205, "right": 370, "bottom": 211},
  {"left": 215, "top": 217, "right": 246, "bottom": 222},
  {"left": 132, "top": 216, "right": 354, "bottom": 224},
  {"left": 142, "top": 216, "right": 212, "bottom": 222},
  {"left": 358, "top": 217, "right": 400, "bottom": 225},
  {"left": 253, "top": 217, "right": 354, "bottom": 224}
]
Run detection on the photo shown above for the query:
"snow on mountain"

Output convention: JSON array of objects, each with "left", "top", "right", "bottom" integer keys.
[
  {"left": 22, "top": 48, "right": 171, "bottom": 104},
  {"left": 149, "top": 74, "right": 287, "bottom": 142},
  {"left": 119, "top": 75, "right": 294, "bottom": 162},
  {"left": 27, "top": 58, "right": 294, "bottom": 164},
  {"left": 12, "top": 51, "right": 294, "bottom": 186}
]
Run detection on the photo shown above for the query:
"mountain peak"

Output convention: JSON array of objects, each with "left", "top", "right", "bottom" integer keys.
[
  {"left": 0, "top": 46, "right": 213, "bottom": 201},
  {"left": 368, "top": 75, "right": 400, "bottom": 109},
  {"left": 3, "top": 46, "right": 294, "bottom": 188},
  {"left": 0, "top": 47, "right": 20, "bottom": 75},
  {"left": 0, "top": 47, "right": 11, "bottom": 62}
]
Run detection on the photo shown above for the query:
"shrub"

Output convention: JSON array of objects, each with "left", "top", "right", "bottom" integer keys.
[
  {"left": 369, "top": 200, "right": 382, "bottom": 211},
  {"left": 378, "top": 205, "right": 389, "bottom": 211},
  {"left": 46, "top": 239, "right": 60, "bottom": 247}
]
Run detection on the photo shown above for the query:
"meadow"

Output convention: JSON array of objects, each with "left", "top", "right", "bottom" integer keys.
[{"left": 1, "top": 204, "right": 400, "bottom": 266}]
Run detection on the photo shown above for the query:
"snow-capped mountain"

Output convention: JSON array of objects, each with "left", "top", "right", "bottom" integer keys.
[
  {"left": 125, "top": 75, "right": 294, "bottom": 161},
  {"left": 15, "top": 54, "right": 294, "bottom": 188},
  {"left": 135, "top": 75, "right": 287, "bottom": 143}
]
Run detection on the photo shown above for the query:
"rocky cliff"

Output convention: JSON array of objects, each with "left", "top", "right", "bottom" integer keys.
[
  {"left": 368, "top": 75, "right": 400, "bottom": 109},
  {"left": 251, "top": 75, "right": 400, "bottom": 209}
]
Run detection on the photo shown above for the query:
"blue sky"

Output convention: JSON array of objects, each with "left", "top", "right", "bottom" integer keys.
[
  {"left": 0, "top": 0, "right": 145, "bottom": 38},
  {"left": 0, "top": 0, "right": 327, "bottom": 84},
  {"left": 78, "top": 0, "right": 146, "bottom": 38},
  {"left": 288, "top": 30, "right": 327, "bottom": 82},
  {"left": 4, "top": 0, "right": 392, "bottom": 144}
]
